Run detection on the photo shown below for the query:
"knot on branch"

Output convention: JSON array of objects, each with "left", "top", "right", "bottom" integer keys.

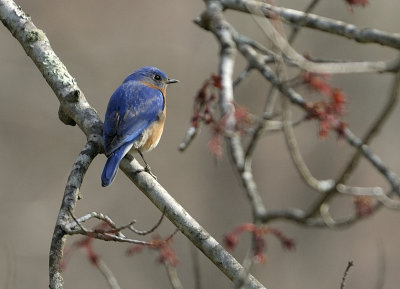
[
  {"left": 65, "top": 89, "right": 81, "bottom": 103},
  {"left": 58, "top": 90, "right": 82, "bottom": 126},
  {"left": 58, "top": 106, "right": 76, "bottom": 126}
]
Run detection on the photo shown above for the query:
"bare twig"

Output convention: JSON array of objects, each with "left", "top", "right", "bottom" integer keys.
[
  {"left": 338, "top": 185, "right": 400, "bottom": 209},
  {"left": 129, "top": 209, "right": 165, "bottom": 236},
  {"left": 179, "top": 126, "right": 198, "bottom": 152},
  {"left": 64, "top": 211, "right": 160, "bottom": 246},
  {"left": 281, "top": 95, "right": 335, "bottom": 192},
  {"left": 340, "top": 261, "right": 354, "bottom": 289},
  {"left": 244, "top": 84, "right": 277, "bottom": 163},
  {"left": 65, "top": 211, "right": 126, "bottom": 238},
  {"left": 233, "top": 65, "right": 252, "bottom": 87},
  {"left": 341, "top": 69, "right": 400, "bottom": 183},
  {"left": 287, "top": 0, "right": 321, "bottom": 43}
]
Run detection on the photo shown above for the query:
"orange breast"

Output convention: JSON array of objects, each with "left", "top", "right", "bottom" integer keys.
[{"left": 141, "top": 109, "right": 166, "bottom": 152}]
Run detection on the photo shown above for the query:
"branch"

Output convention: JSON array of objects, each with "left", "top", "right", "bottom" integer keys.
[
  {"left": 0, "top": 1, "right": 266, "bottom": 288},
  {"left": 221, "top": 0, "right": 400, "bottom": 50},
  {"left": 0, "top": 0, "right": 103, "bottom": 139},
  {"left": 49, "top": 140, "right": 100, "bottom": 289},
  {"left": 281, "top": 91, "right": 335, "bottom": 192},
  {"left": 197, "top": 0, "right": 268, "bottom": 223}
]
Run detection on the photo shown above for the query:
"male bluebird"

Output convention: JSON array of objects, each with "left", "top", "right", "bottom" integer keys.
[{"left": 101, "top": 66, "right": 178, "bottom": 187}]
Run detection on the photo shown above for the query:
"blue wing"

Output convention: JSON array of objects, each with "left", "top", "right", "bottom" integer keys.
[{"left": 103, "top": 81, "right": 164, "bottom": 156}]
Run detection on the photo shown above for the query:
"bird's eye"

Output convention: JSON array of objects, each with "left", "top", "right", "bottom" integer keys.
[{"left": 154, "top": 74, "right": 162, "bottom": 81}]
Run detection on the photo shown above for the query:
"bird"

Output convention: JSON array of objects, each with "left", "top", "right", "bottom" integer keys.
[{"left": 101, "top": 66, "right": 178, "bottom": 187}]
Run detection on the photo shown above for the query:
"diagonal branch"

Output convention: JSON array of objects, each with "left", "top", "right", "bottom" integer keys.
[{"left": 0, "top": 0, "right": 103, "bottom": 139}]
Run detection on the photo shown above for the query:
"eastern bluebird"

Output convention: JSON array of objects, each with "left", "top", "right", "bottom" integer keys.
[{"left": 101, "top": 66, "right": 178, "bottom": 187}]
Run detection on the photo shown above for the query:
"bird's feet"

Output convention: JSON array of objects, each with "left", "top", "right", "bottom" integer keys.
[
  {"left": 136, "top": 151, "right": 157, "bottom": 180},
  {"left": 144, "top": 164, "right": 157, "bottom": 180},
  {"left": 133, "top": 166, "right": 158, "bottom": 180}
]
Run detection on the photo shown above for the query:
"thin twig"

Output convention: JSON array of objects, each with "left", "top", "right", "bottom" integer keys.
[
  {"left": 65, "top": 211, "right": 125, "bottom": 237},
  {"left": 341, "top": 69, "right": 400, "bottom": 183},
  {"left": 337, "top": 185, "right": 400, "bottom": 210},
  {"left": 129, "top": 208, "right": 165, "bottom": 236},
  {"left": 233, "top": 65, "right": 252, "bottom": 87},
  {"left": 179, "top": 126, "right": 198, "bottom": 152},
  {"left": 244, "top": 84, "right": 278, "bottom": 163},
  {"left": 287, "top": 0, "right": 321, "bottom": 43},
  {"left": 340, "top": 261, "right": 354, "bottom": 289},
  {"left": 281, "top": 94, "right": 335, "bottom": 192}
]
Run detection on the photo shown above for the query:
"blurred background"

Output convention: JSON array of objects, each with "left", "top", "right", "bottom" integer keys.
[{"left": 1, "top": 0, "right": 400, "bottom": 288}]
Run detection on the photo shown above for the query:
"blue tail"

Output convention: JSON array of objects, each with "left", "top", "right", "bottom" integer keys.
[{"left": 101, "top": 144, "right": 131, "bottom": 187}]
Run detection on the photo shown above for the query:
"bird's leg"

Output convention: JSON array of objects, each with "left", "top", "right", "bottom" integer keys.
[{"left": 138, "top": 150, "right": 157, "bottom": 180}]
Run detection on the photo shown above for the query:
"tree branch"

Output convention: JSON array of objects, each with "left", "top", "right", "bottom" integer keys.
[
  {"left": 197, "top": 0, "right": 268, "bottom": 223},
  {"left": 49, "top": 140, "right": 100, "bottom": 289},
  {"left": 221, "top": 0, "right": 400, "bottom": 50}
]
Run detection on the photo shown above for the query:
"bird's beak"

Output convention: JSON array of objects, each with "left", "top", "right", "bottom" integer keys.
[{"left": 167, "top": 78, "right": 179, "bottom": 84}]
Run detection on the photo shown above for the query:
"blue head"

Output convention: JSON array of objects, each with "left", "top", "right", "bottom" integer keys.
[{"left": 123, "top": 66, "right": 178, "bottom": 90}]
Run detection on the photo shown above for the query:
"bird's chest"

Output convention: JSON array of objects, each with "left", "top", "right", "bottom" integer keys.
[{"left": 131, "top": 108, "right": 166, "bottom": 152}]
